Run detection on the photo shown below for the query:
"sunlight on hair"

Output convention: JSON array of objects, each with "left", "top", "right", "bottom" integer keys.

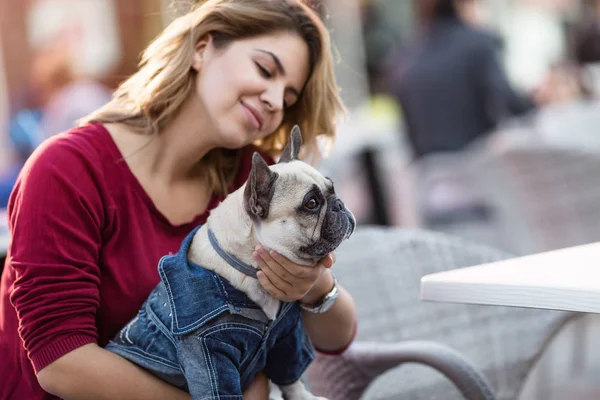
[{"left": 80, "top": 0, "right": 345, "bottom": 195}]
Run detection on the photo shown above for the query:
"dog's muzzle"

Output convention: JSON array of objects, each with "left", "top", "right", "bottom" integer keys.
[{"left": 299, "top": 195, "right": 356, "bottom": 259}]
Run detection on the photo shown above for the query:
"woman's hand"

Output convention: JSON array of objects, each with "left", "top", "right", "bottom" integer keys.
[
  {"left": 252, "top": 246, "right": 335, "bottom": 303},
  {"left": 253, "top": 248, "right": 356, "bottom": 353}
]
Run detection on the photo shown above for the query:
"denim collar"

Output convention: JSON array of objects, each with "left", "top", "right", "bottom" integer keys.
[
  {"left": 208, "top": 228, "right": 258, "bottom": 279},
  {"left": 159, "top": 226, "right": 269, "bottom": 335}
]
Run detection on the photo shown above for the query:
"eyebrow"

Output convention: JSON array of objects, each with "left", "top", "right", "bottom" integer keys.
[{"left": 255, "top": 49, "right": 301, "bottom": 97}]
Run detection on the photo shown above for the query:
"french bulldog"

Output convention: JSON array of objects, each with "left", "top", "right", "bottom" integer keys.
[{"left": 106, "top": 125, "right": 355, "bottom": 400}]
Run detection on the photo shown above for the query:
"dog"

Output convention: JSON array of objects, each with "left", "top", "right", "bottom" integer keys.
[{"left": 106, "top": 125, "right": 355, "bottom": 399}]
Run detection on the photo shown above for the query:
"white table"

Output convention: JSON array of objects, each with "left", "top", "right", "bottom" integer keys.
[{"left": 420, "top": 242, "right": 600, "bottom": 313}]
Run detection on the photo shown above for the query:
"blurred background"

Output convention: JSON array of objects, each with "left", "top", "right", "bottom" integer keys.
[{"left": 2, "top": 0, "right": 600, "bottom": 398}]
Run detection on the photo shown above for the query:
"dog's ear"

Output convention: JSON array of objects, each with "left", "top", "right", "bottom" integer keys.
[
  {"left": 244, "top": 152, "right": 279, "bottom": 219},
  {"left": 279, "top": 125, "right": 302, "bottom": 163}
]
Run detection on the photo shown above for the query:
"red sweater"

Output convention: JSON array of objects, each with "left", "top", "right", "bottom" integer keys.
[{"left": 0, "top": 124, "right": 270, "bottom": 400}]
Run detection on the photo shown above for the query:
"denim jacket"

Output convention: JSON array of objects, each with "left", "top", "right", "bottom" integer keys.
[{"left": 106, "top": 226, "right": 316, "bottom": 399}]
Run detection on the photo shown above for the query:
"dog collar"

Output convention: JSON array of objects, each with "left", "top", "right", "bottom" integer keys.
[{"left": 207, "top": 228, "right": 258, "bottom": 279}]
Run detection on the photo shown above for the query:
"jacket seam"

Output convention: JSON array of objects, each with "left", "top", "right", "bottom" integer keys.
[
  {"left": 113, "top": 346, "right": 182, "bottom": 371},
  {"left": 201, "top": 336, "right": 219, "bottom": 398},
  {"left": 199, "top": 323, "right": 264, "bottom": 339}
]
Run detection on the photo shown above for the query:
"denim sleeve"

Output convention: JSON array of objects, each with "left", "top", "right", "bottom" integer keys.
[
  {"left": 265, "top": 321, "right": 316, "bottom": 386},
  {"left": 177, "top": 335, "right": 243, "bottom": 400}
]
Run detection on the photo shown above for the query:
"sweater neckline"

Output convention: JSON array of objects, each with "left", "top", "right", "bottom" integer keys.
[{"left": 95, "top": 123, "right": 220, "bottom": 231}]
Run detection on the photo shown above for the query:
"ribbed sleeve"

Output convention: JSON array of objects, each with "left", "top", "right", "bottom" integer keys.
[{"left": 8, "top": 135, "right": 105, "bottom": 373}]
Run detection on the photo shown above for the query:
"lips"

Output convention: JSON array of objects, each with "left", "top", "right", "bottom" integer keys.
[{"left": 241, "top": 102, "right": 263, "bottom": 130}]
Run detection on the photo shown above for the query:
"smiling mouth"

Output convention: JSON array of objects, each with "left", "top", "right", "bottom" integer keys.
[{"left": 241, "top": 102, "right": 263, "bottom": 130}]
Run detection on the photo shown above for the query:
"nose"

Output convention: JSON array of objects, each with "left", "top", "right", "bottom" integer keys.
[
  {"left": 260, "top": 84, "right": 285, "bottom": 112},
  {"left": 331, "top": 197, "right": 345, "bottom": 212}
]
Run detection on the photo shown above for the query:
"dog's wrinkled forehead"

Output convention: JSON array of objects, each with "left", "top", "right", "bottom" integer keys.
[{"left": 270, "top": 161, "right": 332, "bottom": 196}]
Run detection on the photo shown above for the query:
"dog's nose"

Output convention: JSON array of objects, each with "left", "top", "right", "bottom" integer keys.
[{"left": 331, "top": 198, "right": 345, "bottom": 212}]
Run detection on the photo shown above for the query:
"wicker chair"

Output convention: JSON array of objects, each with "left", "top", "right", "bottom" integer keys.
[
  {"left": 472, "top": 137, "right": 600, "bottom": 256},
  {"left": 468, "top": 137, "right": 600, "bottom": 388},
  {"left": 302, "top": 226, "right": 573, "bottom": 400}
]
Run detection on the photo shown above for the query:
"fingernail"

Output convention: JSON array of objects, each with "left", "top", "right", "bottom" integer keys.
[
  {"left": 255, "top": 245, "right": 261, "bottom": 251},
  {"left": 252, "top": 252, "right": 259, "bottom": 260}
]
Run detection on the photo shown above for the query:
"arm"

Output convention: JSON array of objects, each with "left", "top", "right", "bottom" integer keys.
[
  {"left": 243, "top": 371, "right": 270, "bottom": 400},
  {"left": 475, "top": 38, "right": 536, "bottom": 119},
  {"left": 253, "top": 249, "right": 357, "bottom": 352},
  {"left": 299, "top": 269, "right": 357, "bottom": 353},
  {"left": 7, "top": 138, "right": 188, "bottom": 398},
  {"left": 37, "top": 344, "right": 190, "bottom": 400}
]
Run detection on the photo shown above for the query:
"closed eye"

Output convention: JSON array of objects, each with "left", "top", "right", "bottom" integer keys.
[
  {"left": 255, "top": 62, "right": 272, "bottom": 78},
  {"left": 255, "top": 62, "right": 291, "bottom": 109}
]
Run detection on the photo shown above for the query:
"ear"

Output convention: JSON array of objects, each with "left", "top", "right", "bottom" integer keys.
[
  {"left": 244, "top": 152, "right": 279, "bottom": 220},
  {"left": 192, "top": 35, "right": 211, "bottom": 72},
  {"left": 279, "top": 125, "right": 303, "bottom": 163}
]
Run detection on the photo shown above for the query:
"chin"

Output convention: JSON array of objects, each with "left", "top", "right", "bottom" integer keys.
[{"left": 218, "top": 128, "right": 253, "bottom": 150}]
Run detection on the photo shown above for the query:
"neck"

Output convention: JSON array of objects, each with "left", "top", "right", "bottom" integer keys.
[
  {"left": 190, "top": 189, "right": 261, "bottom": 271},
  {"left": 187, "top": 189, "right": 281, "bottom": 320},
  {"left": 131, "top": 92, "right": 220, "bottom": 184},
  {"left": 207, "top": 189, "right": 260, "bottom": 265},
  {"left": 207, "top": 228, "right": 257, "bottom": 278}
]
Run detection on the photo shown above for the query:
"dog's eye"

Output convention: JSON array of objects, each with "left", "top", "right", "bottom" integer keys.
[{"left": 305, "top": 197, "right": 319, "bottom": 210}]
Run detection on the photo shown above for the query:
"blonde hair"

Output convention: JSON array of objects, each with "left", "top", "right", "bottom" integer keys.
[{"left": 81, "top": 0, "right": 345, "bottom": 195}]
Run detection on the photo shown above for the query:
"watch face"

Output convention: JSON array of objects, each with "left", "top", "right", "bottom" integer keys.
[
  {"left": 316, "top": 283, "right": 339, "bottom": 313},
  {"left": 300, "top": 276, "right": 338, "bottom": 313}
]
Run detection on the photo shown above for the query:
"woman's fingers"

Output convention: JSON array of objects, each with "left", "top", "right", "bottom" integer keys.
[
  {"left": 256, "top": 270, "right": 289, "bottom": 301},
  {"left": 320, "top": 253, "right": 335, "bottom": 269},
  {"left": 253, "top": 246, "right": 328, "bottom": 302},
  {"left": 253, "top": 248, "right": 295, "bottom": 299},
  {"left": 253, "top": 248, "right": 293, "bottom": 285}
]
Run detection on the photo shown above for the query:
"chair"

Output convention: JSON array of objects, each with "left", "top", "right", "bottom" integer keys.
[
  {"left": 469, "top": 138, "right": 600, "bottom": 386},
  {"left": 472, "top": 138, "right": 600, "bottom": 256},
  {"left": 303, "top": 226, "right": 573, "bottom": 400}
]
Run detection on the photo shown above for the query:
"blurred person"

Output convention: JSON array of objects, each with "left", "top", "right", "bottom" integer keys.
[
  {"left": 391, "top": 0, "right": 535, "bottom": 160},
  {"left": 389, "top": 0, "right": 536, "bottom": 223},
  {"left": 0, "top": 29, "right": 111, "bottom": 208},
  {"left": 28, "top": 26, "right": 113, "bottom": 140},
  {"left": 531, "top": 62, "right": 581, "bottom": 106},
  {"left": 572, "top": 6, "right": 600, "bottom": 100},
  {"left": 532, "top": 2, "right": 600, "bottom": 106},
  {"left": 359, "top": 0, "right": 400, "bottom": 94},
  {"left": 529, "top": 4, "right": 600, "bottom": 142},
  {"left": 0, "top": 1, "right": 356, "bottom": 400},
  {"left": 0, "top": 109, "right": 43, "bottom": 208},
  {"left": 0, "top": 34, "right": 15, "bottom": 210}
]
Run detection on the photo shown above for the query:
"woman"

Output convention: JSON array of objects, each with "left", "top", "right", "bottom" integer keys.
[{"left": 0, "top": 1, "right": 357, "bottom": 399}]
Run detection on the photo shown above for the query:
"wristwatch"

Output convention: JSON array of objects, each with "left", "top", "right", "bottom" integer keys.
[{"left": 299, "top": 274, "right": 339, "bottom": 314}]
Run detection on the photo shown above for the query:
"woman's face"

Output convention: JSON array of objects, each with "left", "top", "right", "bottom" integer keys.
[{"left": 193, "top": 31, "right": 311, "bottom": 149}]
